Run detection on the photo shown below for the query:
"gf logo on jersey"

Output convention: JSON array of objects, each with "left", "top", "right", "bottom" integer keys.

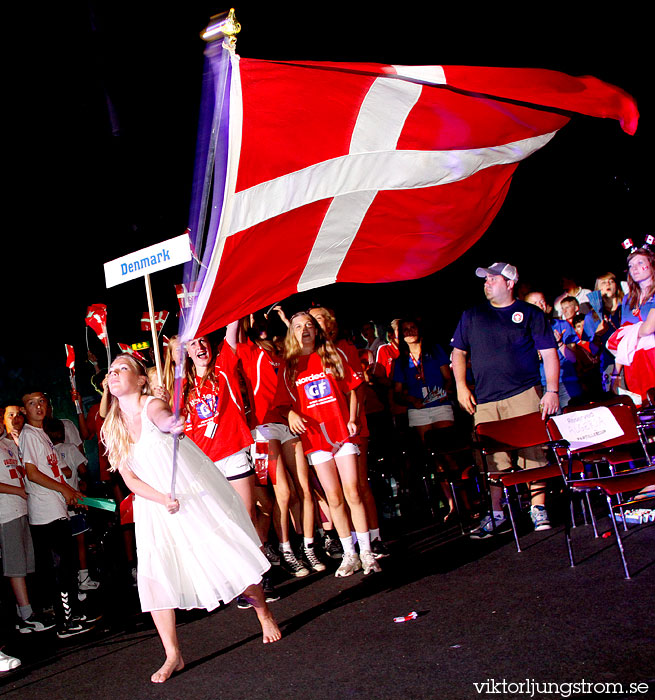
[
  {"left": 304, "top": 379, "right": 332, "bottom": 401},
  {"left": 512, "top": 312, "right": 524, "bottom": 324}
]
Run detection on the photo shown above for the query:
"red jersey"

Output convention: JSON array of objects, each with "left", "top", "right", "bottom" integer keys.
[
  {"left": 236, "top": 340, "right": 285, "bottom": 425},
  {"left": 374, "top": 342, "right": 406, "bottom": 416},
  {"left": 336, "top": 339, "right": 369, "bottom": 441},
  {"left": 184, "top": 344, "right": 253, "bottom": 462},
  {"left": 275, "top": 352, "right": 362, "bottom": 455}
]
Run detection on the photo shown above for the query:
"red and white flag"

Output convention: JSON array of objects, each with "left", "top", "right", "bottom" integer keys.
[
  {"left": 64, "top": 344, "right": 76, "bottom": 371},
  {"left": 85, "top": 304, "right": 109, "bottom": 347},
  {"left": 175, "top": 282, "right": 200, "bottom": 310},
  {"left": 117, "top": 343, "right": 146, "bottom": 362},
  {"left": 183, "top": 55, "right": 638, "bottom": 339},
  {"left": 141, "top": 310, "right": 169, "bottom": 333}
]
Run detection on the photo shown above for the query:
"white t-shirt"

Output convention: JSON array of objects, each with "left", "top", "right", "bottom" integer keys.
[
  {"left": 62, "top": 418, "right": 83, "bottom": 448},
  {"left": 0, "top": 436, "right": 28, "bottom": 523},
  {"left": 54, "top": 442, "right": 87, "bottom": 491},
  {"left": 19, "top": 424, "right": 68, "bottom": 525}
]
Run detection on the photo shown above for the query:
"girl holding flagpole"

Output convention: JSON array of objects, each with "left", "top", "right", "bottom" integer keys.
[
  {"left": 277, "top": 313, "right": 381, "bottom": 577},
  {"left": 101, "top": 354, "right": 280, "bottom": 684}
]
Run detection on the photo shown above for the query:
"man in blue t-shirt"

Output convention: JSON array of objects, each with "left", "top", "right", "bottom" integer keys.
[{"left": 451, "top": 262, "right": 559, "bottom": 537}]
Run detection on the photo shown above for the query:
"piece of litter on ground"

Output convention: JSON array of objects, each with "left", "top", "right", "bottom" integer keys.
[
  {"left": 449, "top": 644, "right": 462, "bottom": 649},
  {"left": 393, "top": 611, "right": 418, "bottom": 623}
]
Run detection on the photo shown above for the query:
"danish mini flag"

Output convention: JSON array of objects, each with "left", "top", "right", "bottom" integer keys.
[
  {"left": 117, "top": 343, "right": 146, "bottom": 362},
  {"left": 85, "top": 304, "right": 109, "bottom": 347},
  {"left": 175, "top": 282, "right": 200, "bottom": 310},
  {"left": 181, "top": 49, "right": 638, "bottom": 340},
  {"left": 141, "top": 310, "right": 169, "bottom": 333},
  {"left": 64, "top": 344, "right": 76, "bottom": 371}
]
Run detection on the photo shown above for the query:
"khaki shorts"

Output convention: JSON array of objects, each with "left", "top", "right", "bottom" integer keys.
[
  {"left": 474, "top": 385, "right": 547, "bottom": 471},
  {"left": 0, "top": 515, "right": 35, "bottom": 577}
]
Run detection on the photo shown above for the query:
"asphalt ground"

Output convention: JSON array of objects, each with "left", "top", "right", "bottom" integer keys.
[{"left": 0, "top": 510, "right": 653, "bottom": 700}]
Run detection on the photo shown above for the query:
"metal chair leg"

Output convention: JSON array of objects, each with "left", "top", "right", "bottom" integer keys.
[
  {"left": 505, "top": 486, "right": 521, "bottom": 552},
  {"left": 606, "top": 495, "right": 631, "bottom": 580}
]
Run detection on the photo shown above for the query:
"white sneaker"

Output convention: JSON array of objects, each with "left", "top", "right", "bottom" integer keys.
[
  {"left": 335, "top": 552, "right": 362, "bottom": 577},
  {"left": 0, "top": 650, "right": 21, "bottom": 672},
  {"left": 78, "top": 571, "right": 100, "bottom": 591},
  {"left": 360, "top": 549, "right": 382, "bottom": 575},
  {"left": 530, "top": 505, "right": 552, "bottom": 531}
]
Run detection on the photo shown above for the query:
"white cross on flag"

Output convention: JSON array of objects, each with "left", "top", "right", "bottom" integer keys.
[
  {"left": 175, "top": 282, "right": 200, "bottom": 310},
  {"left": 182, "top": 53, "right": 638, "bottom": 340}
]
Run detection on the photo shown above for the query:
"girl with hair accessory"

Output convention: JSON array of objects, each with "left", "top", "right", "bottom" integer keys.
[
  {"left": 276, "top": 313, "right": 381, "bottom": 576},
  {"left": 611, "top": 241, "right": 655, "bottom": 403},
  {"left": 101, "top": 354, "right": 280, "bottom": 684}
]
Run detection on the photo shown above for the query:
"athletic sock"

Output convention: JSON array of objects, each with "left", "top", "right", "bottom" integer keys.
[
  {"left": 18, "top": 604, "right": 33, "bottom": 621},
  {"left": 303, "top": 537, "right": 314, "bottom": 549},
  {"left": 370, "top": 527, "right": 381, "bottom": 542},
  {"left": 340, "top": 536, "right": 356, "bottom": 555},
  {"left": 357, "top": 531, "right": 371, "bottom": 552},
  {"left": 350, "top": 530, "right": 358, "bottom": 544},
  {"left": 279, "top": 541, "right": 293, "bottom": 553}
]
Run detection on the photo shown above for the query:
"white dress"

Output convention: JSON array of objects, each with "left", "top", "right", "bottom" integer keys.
[{"left": 129, "top": 397, "right": 269, "bottom": 612}]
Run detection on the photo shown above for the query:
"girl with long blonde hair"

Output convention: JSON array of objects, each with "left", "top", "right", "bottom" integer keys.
[
  {"left": 101, "top": 354, "right": 280, "bottom": 684},
  {"left": 277, "top": 313, "right": 381, "bottom": 577}
]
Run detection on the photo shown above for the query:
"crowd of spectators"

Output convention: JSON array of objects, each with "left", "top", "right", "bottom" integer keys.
[{"left": 1, "top": 245, "right": 654, "bottom": 672}]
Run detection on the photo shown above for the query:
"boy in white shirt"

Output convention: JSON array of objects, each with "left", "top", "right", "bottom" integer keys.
[
  {"left": 0, "top": 409, "right": 54, "bottom": 634},
  {"left": 19, "top": 392, "right": 89, "bottom": 639}
]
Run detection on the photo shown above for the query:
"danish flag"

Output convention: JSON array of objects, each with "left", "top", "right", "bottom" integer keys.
[
  {"left": 85, "top": 304, "right": 109, "bottom": 347},
  {"left": 141, "top": 310, "right": 169, "bottom": 333},
  {"left": 64, "top": 344, "right": 76, "bottom": 371},
  {"left": 181, "top": 50, "right": 638, "bottom": 340},
  {"left": 175, "top": 282, "right": 200, "bottom": 310}
]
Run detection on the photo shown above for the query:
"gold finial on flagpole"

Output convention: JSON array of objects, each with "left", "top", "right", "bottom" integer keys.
[{"left": 201, "top": 8, "right": 241, "bottom": 47}]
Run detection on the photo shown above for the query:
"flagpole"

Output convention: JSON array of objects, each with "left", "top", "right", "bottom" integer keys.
[{"left": 144, "top": 273, "right": 164, "bottom": 386}]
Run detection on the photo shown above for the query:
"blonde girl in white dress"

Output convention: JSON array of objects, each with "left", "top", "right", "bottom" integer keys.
[{"left": 101, "top": 354, "right": 281, "bottom": 683}]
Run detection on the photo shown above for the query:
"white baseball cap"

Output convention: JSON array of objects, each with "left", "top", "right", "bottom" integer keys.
[{"left": 475, "top": 262, "right": 518, "bottom": 282}]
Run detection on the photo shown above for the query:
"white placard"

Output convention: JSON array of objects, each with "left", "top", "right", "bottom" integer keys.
[
  {"left": 551, "top": 406, "right": 624, "bottom": 451},
  {"left": 104, "top": 234, "right": 192, "bottom": 288}
]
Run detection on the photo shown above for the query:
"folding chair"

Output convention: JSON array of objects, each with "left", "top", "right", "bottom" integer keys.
[
  {"left": 547, "top": 404, "right": 655, "bottom": 579},
  {"left": 474, "top": 411, "right": 577, "bottom": 552}
]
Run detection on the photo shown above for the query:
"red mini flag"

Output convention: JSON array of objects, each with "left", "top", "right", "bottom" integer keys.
[
  {"left": 175, "top": 282, "right": 200, "bottom": 310},
  {"left": 182, "top": 53, "right": 638, "bottom": 340},
  {"left": 117, "top": 343, "right": 146, "bottom": 362},
  {"left": 85, "top": 304, "right": 109, "bottom": 347},
  {"left": 140, "top": 310, "right": 169, "bottom": 333},
  {"left": 64, "top": 344, "right": 75, "bottom": 371}
]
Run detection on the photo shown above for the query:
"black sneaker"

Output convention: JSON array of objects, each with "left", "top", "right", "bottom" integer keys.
[
  {"left": 322, "top": 533, "right": 343, "bottom": 560},
  {"left": 279, "top": 548, "right": 310, "bottom": 577},
  {"left": 236, "top": 595, "right": 252, "bottom": 610},
  {"left": 262, "top": 574, "right": 281, "bottom": 603},
  {"left": 303, "top": 544, "right": 327, "bottom": 572},
  {"left": 57, "top": 621, "right": 93, "bottom": 639},
  {"left": 16, "top": 613, "right": 56, "bottom": 634},
  {"left": 371, "top": 539, "right": 391, "bottom": 559}
]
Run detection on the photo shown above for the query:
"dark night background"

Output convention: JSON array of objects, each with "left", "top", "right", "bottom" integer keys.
[{"left": 2, "top": 3, "right": 651, "bottom": 411}]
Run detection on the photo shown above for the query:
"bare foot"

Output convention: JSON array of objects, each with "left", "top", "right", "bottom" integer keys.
[
  {"left": 151, "top": 654, "right": 184, "bottom": 683},
  {"left": 260, "top": 615, "right": 282, "bottom": 644}
]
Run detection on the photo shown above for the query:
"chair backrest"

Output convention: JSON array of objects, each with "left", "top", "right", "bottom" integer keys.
[
  {"left": 475, "top": 411, "right": 549, "bottom": 453},
  {"left": 546, "top": 404, "right": 642, "bottom": 454}
]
